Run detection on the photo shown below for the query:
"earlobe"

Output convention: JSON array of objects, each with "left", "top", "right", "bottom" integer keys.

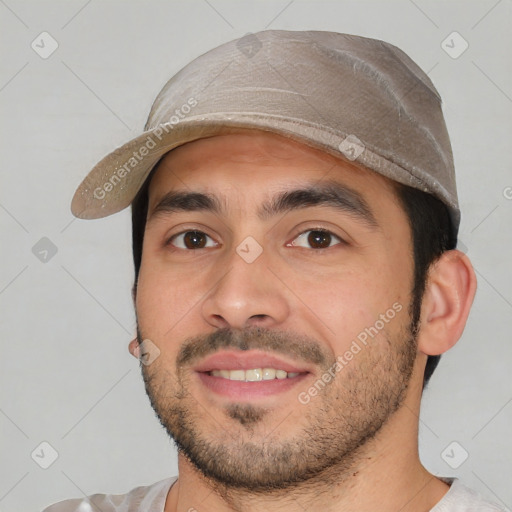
[
  {"left": 128, "top": 338, "right": 140, "bottom": 359},
  {"left": 417, "top": 250, "right": 477, "bottom": 356}
]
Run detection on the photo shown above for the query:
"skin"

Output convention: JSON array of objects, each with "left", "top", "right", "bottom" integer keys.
[{"left": 129, "top": 131, "right": 476, "bottom": 512}]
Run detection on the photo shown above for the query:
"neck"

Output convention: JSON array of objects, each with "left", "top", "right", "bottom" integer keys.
[{"left": 165, "top": 374, "right": 449, "bottom": 512}]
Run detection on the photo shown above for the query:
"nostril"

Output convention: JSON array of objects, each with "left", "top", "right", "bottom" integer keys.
[
  {"left": 210, "top": 314, "right": 230, "bottom": 328},
  {"left": 246, "top": 314, "right": 272, "bottom": 327}
]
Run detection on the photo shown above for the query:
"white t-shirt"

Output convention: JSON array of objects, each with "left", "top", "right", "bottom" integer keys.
[{"left": 42, "top": 477, "right": 505, "bottom": 511}]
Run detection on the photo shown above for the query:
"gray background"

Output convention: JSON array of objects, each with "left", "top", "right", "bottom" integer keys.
[{"left": 0, "top": 1, "right": 511, "bottom": 510}]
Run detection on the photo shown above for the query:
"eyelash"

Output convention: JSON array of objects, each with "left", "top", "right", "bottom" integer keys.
[{"left": 166, "top": 228, "right": 345, "bottom": 251}]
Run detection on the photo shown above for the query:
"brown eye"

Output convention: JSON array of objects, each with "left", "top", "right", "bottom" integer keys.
[
  {"left": 307, "top": 230, "right": 333, "bottom": 249},
  {"left": 290, "top": 229, "right": 342, "bottom": 249},
  {"left": 170, "top": 231, "right": 216, "bottom": 249}
]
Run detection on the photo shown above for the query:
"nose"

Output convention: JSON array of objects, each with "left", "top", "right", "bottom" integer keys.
[{"left": 200, "top": 248, "right": 290, "bottom": 330}]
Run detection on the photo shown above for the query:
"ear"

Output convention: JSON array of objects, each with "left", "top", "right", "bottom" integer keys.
[
  {"left": 128, "top": 338, "right": 140, "bottom": 359},
  {"left": 416, "top": 249, "right": 477, "bottom": 356}
]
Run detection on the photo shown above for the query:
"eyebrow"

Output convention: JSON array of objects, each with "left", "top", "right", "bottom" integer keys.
[{"left": 149, "top": 180, "right": 379, "bottom": 229}]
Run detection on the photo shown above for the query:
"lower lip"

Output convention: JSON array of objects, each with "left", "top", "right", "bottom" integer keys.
[{"left": 197, "top": 372, "right": 309, "bottom": 400}]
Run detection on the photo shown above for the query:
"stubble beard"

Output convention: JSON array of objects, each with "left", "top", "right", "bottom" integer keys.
[{"left": 139, "top": 319, "right": 418, "bottom": 492}]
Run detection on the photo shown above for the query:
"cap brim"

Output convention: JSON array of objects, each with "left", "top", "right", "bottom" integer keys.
[
  {"left": 71, "top": 114, "right": 459, "bottom": 241},
  {"left": 71, "top": 120, "right": 243, "bottom": 219},
  {"left": 71, "top": 115, "right": 359, "bottom": 219}
]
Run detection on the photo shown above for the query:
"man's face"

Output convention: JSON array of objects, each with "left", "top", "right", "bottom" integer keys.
[{"left": 135, "top": 131, "right": 418, "bottom": 489}]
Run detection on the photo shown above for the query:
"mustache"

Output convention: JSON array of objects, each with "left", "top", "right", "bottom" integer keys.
[
  {"left": 176, "top": 327, "right": 332, "bottom": 369},
  {"left": 138, "top": 326, "right": 332, "bottom": 369}
]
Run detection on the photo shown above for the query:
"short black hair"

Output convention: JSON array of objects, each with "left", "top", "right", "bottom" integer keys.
[
  {"left": 131, "top": 164, "right": 455, "bottom": 389},
  {"left": 392, "top": 182, "right": 455, "bottom": 387}
]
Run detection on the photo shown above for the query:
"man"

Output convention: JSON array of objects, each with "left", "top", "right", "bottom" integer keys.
[{"left": 44, "top": 30, "right": 503, "bottom": 511}]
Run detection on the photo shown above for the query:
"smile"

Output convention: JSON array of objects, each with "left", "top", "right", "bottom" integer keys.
[
  {"left": 208, "top": 368, "right": 300, "bottom": 381},
  {"left": 193, "top": 350, "right": 312, "bottom": 399}
]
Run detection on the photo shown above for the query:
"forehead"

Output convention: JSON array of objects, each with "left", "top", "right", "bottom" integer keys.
[{"left": 147, "top": 131, "right": 398, "bottom": 209}]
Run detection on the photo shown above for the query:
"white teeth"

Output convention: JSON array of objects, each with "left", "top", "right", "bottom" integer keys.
[
  {"left": 262, "top": 368, "right": 276, "bottom": 380},
  {"left": 229, "top": 370, "right": 245, "bottom": 381},
  {"left": 275, "top": 370, "right": 287, "bottom": 379},
  {"left": 209, "top": 368, "right": 301, "bottom": 381},
  {"left": 245, "top": 369, "right": 262, "bottom": 382}
]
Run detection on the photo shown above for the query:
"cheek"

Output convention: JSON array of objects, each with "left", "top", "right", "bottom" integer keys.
[
  {"left": 290, "top": 254, "right": 410, "bottom": 348},
  {"left": 135, "top": 254, "right": 202, "bottom": 343}
]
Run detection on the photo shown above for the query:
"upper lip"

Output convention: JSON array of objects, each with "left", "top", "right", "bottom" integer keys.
[{"left": 192, "top": 350, "right": 312, "bottom": 374}]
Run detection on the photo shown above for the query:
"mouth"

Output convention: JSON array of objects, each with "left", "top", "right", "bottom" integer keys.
[
  {"left": 193, "top": 350, "right": 312, "bottom": 400},
  {"left": 209, "top": 368, "right": 300, "bottom": 381}
]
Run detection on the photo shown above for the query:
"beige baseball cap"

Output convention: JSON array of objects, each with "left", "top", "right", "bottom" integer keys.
[{"left": 71, "top": 30, "right": 459, "bottom": 238}]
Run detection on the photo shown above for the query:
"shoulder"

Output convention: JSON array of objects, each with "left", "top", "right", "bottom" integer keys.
[
  {"left": 431, "top": 478, "right": 506, "bottom": 512},
  {"left": 41, "top": 477, "right": 176, "bottom": 512}
]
